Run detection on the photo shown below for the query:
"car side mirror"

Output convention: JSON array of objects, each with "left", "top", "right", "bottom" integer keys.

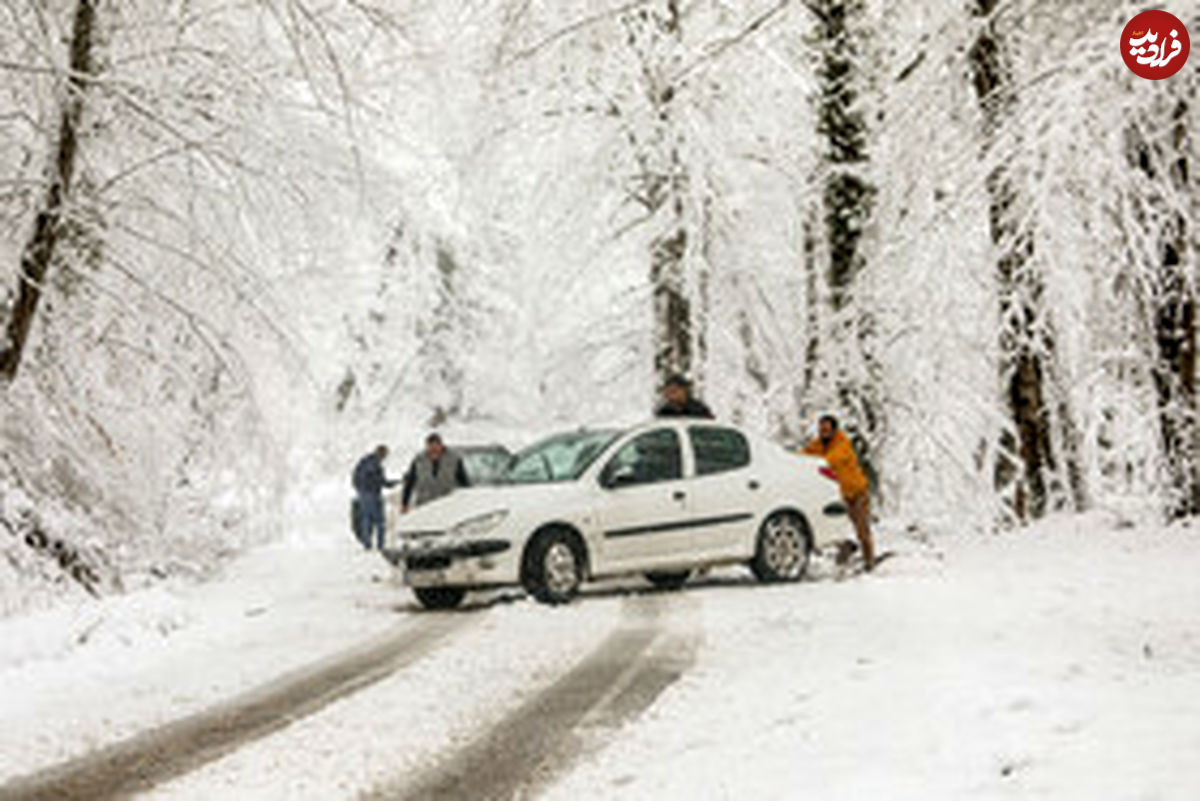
[{"left": 603, "top": 464, "right": 637, "bottom": 489}]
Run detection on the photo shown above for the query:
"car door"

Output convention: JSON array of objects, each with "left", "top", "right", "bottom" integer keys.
[
  {"left": 593, "top": 428, "right": 691, "bottom": 573},
  {"left": 683, "top": 425, "right": 759, "bottom": 560}
]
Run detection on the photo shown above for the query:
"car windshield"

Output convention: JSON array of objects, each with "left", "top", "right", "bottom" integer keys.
[
  {"left": 500, "top": 429, "right": 622, "bottom": 485},
  {"left": 459, "top": 447, "right": 513, "bottom": 485}
]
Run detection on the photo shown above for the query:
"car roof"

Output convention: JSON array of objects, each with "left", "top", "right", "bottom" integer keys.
[
  {"left": 628, "top": 417, "right": 743, "bottom": 432},
  {"left": 455, "top": 443, "right": 512, "bottom": 454},
  {"left": 627, "top": 418, "right": 777, "bottom": 449}
]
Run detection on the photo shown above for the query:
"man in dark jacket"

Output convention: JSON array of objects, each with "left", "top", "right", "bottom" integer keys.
[
  {"left": 352, "top": 445, "right": 399, "bottom": 550},
  {"left": 402, "top": 433, "right": 470, "bottom": 513},
  {"left": 655, "top": 374, "right": 715, "bottom": 419}
]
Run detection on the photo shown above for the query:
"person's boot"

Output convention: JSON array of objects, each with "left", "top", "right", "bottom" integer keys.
[{"left": 834, "top": 539, "right": 858, "bottom": 565}]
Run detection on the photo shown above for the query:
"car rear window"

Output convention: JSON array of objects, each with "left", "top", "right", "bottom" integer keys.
[{"left": 689, "top": 426, "right": 750, "bottom": 475}]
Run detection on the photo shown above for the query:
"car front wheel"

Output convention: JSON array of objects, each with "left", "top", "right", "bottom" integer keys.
[
  {"left": 751, "top": 512, "right": 811, "bottom": 582},
  {"left": 413, "top": 586, "right": 467, "bottom": 610},
  {"left": 522, "top": 528, "right": 585, "bottom": 605}
]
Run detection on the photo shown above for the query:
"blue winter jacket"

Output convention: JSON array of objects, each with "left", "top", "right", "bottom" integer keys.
[{"left": 352, "top": 453, "right": 397, "bottom": 496}]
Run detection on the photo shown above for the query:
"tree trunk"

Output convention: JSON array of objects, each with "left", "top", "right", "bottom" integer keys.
[
  {"left": 1142, "top": 100, "right": 1197, "bottom": 517},
  {"left": 0, "top": 0, "right": 97, "bottom": 382},
  {"left": 802, "top": 204, "right": 821, "bottom": 405},
  {"left": 621, "top": 2, "right": 695, "bottom": 390},
  {"left": 970, "top": 0, "right": 1066, "bottom": 520},
  {"left": 652, "top": 223, "right": 691, "bottom": 380},
  {"left": 811, "top": 0, "right": 881, "bottom": 470},
  {"left": 424, "top": 246, "right": 466, "bottom": 427},
  {"left": 814, "top": 0, "right": 874, "bottom": 315},
  {"left": 695, "top": 193, "right": 713, "bottom": 388},
  {"left": 647, "top": 2, "right": 692, "bottom": 386}
]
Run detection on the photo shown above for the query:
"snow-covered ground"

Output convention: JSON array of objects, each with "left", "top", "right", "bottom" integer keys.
[
  {"left": 0, "top": 480, "right": 406, "bottom": 780},
  {"left": 547, "top": 514, "right": 1200, "bottom": 801},
  {"left": 2, "top": 509, "right": 1198, "bottom": 800}
]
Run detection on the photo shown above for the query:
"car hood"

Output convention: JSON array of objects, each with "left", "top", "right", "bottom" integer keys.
[{"left": 394, "top": 482, "right": 583, "bottom": 533}]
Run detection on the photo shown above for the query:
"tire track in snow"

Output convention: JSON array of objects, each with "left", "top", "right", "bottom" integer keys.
[
  {"left": 371, "top": 593, "right": 699, "bottom": 801},
  {"left": 0, "top": 612, "right": 477, "bottom": 801}
]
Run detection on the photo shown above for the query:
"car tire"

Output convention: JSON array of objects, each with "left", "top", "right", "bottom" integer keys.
[
  {"left": 413, "top": 586, "right": 467, "bottom": 610},
  {"left": 644, "top": 570, "right": 691, "bottom": 590},
  {"left": 522, "top": 527, "right": 585, "bottom": 605},
  {"left": 751, "top": 511, "right": 811, "bottom": 582}
]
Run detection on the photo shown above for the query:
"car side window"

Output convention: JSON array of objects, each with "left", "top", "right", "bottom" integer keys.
[
  {"left": 689, "top": 426, "right": 750, "bottom": 476},
  {"left": 602, "top": 429, "right": 682, "bottom": 486}
]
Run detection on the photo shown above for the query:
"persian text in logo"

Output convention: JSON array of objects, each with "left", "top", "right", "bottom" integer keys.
[{"left": 1122, "top": 10, "right": 1190, "bottom": 80}]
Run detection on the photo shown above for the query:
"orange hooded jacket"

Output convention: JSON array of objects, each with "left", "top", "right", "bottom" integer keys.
[{"left": 802, "top": 429, "right": 869, "bottom": 500}]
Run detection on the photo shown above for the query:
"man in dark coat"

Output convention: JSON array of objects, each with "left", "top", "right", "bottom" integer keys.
[
  {"left": 402, "top": 433, "right": 470, "bottom": 513},
  {"left": 352, "top": 445, "right": 399, "bottom": 550},
  {"left": 655, "top": 374, "right": 715, "bottom": 419}
]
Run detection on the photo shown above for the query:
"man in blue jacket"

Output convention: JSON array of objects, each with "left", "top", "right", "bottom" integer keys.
[{"left": 352, "top": 445, "right": 400, "bottom": 550}]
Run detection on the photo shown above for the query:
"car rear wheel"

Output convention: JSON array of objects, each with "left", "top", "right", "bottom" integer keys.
[
  {"left": 522, "top": 528, "right": 585, "bottom": 605},
  {"left": 413, "top": 586, "right": 467, "bottom": 610},
  {"left": 644, "top": 570, "right": 691, "bottom": 590},
  {"left": 751, "top": 511, "right": 811, "bottom": 582}
]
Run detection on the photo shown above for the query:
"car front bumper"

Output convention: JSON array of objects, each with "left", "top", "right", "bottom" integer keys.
[{"left": 383, "top": 537, "right": 520, "bottom": 588}]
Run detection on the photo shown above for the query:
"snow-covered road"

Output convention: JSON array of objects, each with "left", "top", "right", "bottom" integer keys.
[
  {"left": 374, "top": 593, "right": 699, "bottom": 801},
  {"left": 1, "top": 509, "right": 1198, "bottom": 800},
  {"left": 4, "top": 612, "right": 474, "bottom": 799}
]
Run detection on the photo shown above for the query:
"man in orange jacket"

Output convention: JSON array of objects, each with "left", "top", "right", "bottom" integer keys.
[{"left": 802, "top": 414, "right": 876, "bottom": 571}]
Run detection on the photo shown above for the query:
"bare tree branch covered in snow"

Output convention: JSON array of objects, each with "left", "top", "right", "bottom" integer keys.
[{"left": 0, "top": 0, "right": 399, "bottom": 611}]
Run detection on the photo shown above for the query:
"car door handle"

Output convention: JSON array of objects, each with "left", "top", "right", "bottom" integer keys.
[
  {"left": 672, "top": 490, "right": 686, "bottom": 501},
  {"left": 748, "top": 480, "right": 760, "bottom": 491}
]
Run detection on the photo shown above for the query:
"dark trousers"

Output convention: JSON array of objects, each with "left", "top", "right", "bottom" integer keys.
[{"left": 357, "top": 492, "right": 385, "bottom": 550}]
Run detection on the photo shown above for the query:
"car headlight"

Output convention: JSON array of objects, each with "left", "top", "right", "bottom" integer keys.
[{"left": 449, "top": 510, "right": 508, "bottom": 538}]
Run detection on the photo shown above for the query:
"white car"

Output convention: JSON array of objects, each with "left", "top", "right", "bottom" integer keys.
[{"left": 385, "top": 420, "right": 850, "bottom": 609}]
